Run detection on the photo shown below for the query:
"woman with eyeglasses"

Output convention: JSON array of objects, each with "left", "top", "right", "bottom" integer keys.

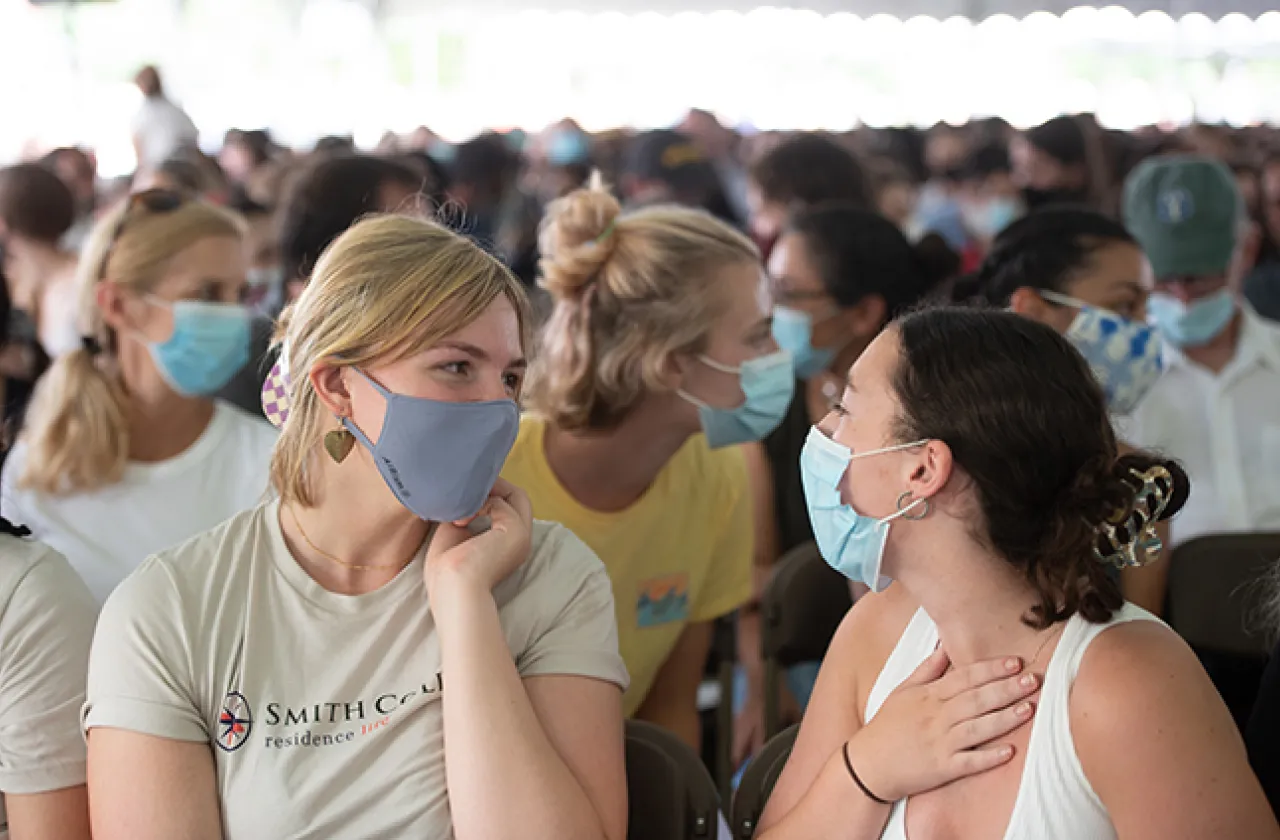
[
  {"left": 85, "top": 215, "right": 627, "bottom": 840},
  {"left": 0, "top": 190, "right": 276, "bottom": 603},
  {"left": 756, "top": 307, "right": 1278, "bottom": 840}
]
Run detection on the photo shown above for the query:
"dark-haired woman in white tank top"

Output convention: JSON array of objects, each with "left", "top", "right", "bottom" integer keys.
[{"left": 756, "top": 308, "right": 1277, "bottom": 840}]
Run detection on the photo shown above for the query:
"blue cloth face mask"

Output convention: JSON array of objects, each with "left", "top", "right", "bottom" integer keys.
[
  {"left": 772, "top": 306, "right": 839, "bottom": 380},
  {"left": 678, "top": 350, "right": 795, "bottom": 449},
  {"left": 799, "top": 427, "right": 928, "bottom": 592},
  {"left": 144, "top": 298, "right": 252, "bottom": 396},
  {"left": 343, "top": 370, "right": 520, "bottom": 522},
  {"left": 1039, "top": 291, "right": 1164, "bottom": 415},
  {"left": 1147, "top": 289, "right": 1236, "bottom": 348}
]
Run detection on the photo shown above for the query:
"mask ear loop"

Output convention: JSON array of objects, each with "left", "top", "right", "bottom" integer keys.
[{"left": 896, "top": 490, "right": 931, "bottom": 521}]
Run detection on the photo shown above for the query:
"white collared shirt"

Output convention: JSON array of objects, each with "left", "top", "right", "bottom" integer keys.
[{"left": 1121, "top": 306, "right": 1280, "bottom": 545}]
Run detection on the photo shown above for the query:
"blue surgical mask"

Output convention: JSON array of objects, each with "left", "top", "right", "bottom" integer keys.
[
  {"left": 772, "top": 306, "right": 837, "bottom": 380},
  {"left": 1040, "top": 291, "right": 1164, "bottom": 415},
  {"left": 799, "top": 427, "right": 927, "bottom": 592},
  {"left": 1147, "top": 290, "right": 1236, "bottom": 348},
  {"left": 678, "top": 350, "right": 795, "bottom": 449},
  {"left": 145, "top": 298, "right": 251, "bottom": 396},
  {"left": 344, "top": 370, "right": 519, "bottom": 522}
]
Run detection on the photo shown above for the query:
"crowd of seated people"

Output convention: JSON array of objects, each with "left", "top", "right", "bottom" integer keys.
[{"left": 1, "top": 70, "right": 1280, "bottom": 838}]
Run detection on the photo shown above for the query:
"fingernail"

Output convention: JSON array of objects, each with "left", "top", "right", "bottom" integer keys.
[
  {"left": 999, "top": 746, "right": 1013, "bottom": 759},
  {"left": 1005, "top": 657, "right": 1021, "bottom": 673},
  {"left": 1016, "top": 702, "right": 1033, "bottom": 716},
  {"left": 1020, "top": 674, "right": 1037, "bottom": 688}
]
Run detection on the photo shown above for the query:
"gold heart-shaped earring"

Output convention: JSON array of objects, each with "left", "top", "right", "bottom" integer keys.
[{"left": 324, "top": 427, "right": 356, "bottom": 463}]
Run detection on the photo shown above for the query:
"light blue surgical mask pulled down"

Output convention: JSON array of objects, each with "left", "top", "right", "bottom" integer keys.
[
  {"left": 1147, "top": 289, "right": 1236, "bottom": 349},
  {"left": 799, "top": 427, "right": 927, "bottom": 592},
  {"left": 344, "top": 370, "right": 520, "bottom": 522},
  {"left": 1039, "top": 290, "right": 1164, "bottom": 415},
  {"left": 679, "top": 350, "right": 795, "bottom": 449},
  {"left": 144, "top": 298, "right": 252, "bottom": 396},
  {"left": 772, "top": 306, "right": 838, "bottom": 380}
]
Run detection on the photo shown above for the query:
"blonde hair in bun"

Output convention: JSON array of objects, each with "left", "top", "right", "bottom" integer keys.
[{"left": 528, "top": 175, "right": 759, "bottom": 431}]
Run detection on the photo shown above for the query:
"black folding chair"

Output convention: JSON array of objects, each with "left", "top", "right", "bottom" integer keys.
[
  {"left": 625, "top": 720, "right": 723, "bottom": 840},
  {"left": 730, "top": 724, "right": 800, "bottom": 839},
  {"left": 762, "top": 542, "right": 852, "bottom": 737},
  {"left": 1166, "top": 532, "right": 1280, "bottom": 726}
]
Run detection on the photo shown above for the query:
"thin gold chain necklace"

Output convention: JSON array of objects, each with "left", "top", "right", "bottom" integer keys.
[{"left": 287, "top": 505, "right": 412, "bottom": 572}]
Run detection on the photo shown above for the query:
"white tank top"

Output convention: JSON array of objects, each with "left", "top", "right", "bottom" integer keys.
[{"left": 864, "top": 602, "right": 1157, "bottom": 840}]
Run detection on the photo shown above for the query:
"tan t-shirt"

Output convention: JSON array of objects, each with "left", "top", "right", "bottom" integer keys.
[
  {"left": 84, "top": 500, "right": 628, "bottom": 840},
  {"left": 0, "top": 536, "right": 96, "bottom": 838}
]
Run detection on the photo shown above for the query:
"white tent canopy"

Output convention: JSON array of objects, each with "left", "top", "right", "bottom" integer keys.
[{"left": 379, "top": 0, "right": 1277, "bottom": 19}]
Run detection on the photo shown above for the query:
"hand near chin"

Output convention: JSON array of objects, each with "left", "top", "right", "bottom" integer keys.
[{"left": 425, "top": 478, "right": 533, "bottom": 595}]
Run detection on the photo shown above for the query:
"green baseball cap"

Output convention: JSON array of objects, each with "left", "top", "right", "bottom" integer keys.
[{"left": 1122, "top": 155, "right": 1242, "bottom": 280}]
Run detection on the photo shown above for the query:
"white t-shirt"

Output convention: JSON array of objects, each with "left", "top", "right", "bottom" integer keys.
[
  {"left": 1122, "top": 306, "right": 1280, "bottom": 546},
  {"left": 0, "top": 536, "right": 96, "bottom": 839},
  {"left": 84, "top": 500, "right": 628, "bottom": 840},
  {"left": 131, "top": 96, "right": 199, "bottom": 171},
  {"left": 1, "top": 401, "right": 277, "bottom": 603}
]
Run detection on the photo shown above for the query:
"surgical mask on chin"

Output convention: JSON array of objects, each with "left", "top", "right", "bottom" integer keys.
[
  {"left": 772, "top": 306, "right": 839, "bottom": 380},
  {"left": 678, "top": 350, "right": 795, "bottom": 449},
  {"left": 799, "top": 427, "right": 928, "bottom": 592},
  {"left": 1039, "top": 290, "right": 1164, "bottom": 415},
  {"left": 1147, "top": 290, "right": 1236, "bottom": 349},
  {"left": 143, "top": 297, "right": 252, "bottom": 396},
  {"left": 344, "top": 369, "right": 520, "bottom": 522}
]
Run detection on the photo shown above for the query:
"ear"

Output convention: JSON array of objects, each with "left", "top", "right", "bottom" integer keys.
[
  {"left": 1009, "top": 286, "right": 1052, "bottom": 319},
  {"left": 842, "top": 294, "right": 888, "bottom": 339},
  {"left": 659, "top": 350, "right": 692, "bottom": 391},
  {"left": 96, "top": 281, "right": 139, "bottom": 334},
  {"left": 310, "top": 363, "right": 354, "bottom": 419},
  {"left": 904, "top": 439, "right": 954, "bottom": 507}
]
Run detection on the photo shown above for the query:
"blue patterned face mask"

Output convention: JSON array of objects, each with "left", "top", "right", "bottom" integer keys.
[{"left": 1040, "top": 291, "right": 1164, "bottom": 416}]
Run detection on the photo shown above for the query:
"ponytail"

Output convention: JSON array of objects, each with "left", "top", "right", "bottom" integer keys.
[{"left": 19, "top": 347, "right": 129, "bottom": 494}]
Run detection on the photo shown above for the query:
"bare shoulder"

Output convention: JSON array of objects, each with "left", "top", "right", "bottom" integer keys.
[
  {"left": 1072, "top": 617, "right": 1279, "bottom": 839},
  {"left": 809, "top": 581, "right": 919, "bottom": 722},
  {"left": 1070, "top": 617, "right": 1219, "bottom": 741}
]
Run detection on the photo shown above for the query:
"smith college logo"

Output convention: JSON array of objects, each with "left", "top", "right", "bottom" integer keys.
[{"left": 217, "top": 691, "right": 254, "bottom": 753}]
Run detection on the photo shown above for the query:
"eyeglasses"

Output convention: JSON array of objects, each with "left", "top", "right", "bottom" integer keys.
[{"left": 96, "top": 189, "right": 187, "bottom": 282}]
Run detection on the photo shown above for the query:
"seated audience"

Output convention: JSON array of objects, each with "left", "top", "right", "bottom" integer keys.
[
  {"left": 757, "top": 307, "right": 1277, "bottom": 840},
  {"left": 503, "top": 179, "right": 789, "bottom": 751},
  {"left": 1, "top": 190, "right": 275, "bottom": 603},
  {"left": 84, "top": 214, "right": 627, "bottom": 840},
  {"left": 0, "top": 516, "right": 95, "bottom": 840}
]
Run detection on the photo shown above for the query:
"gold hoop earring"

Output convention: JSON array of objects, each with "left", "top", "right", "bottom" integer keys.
[
  {"left": 897, "top": 490, "right": 931, "bottom": 521},
  {"left": 324, "top": 427, "right": 356, "bottom": 463}
]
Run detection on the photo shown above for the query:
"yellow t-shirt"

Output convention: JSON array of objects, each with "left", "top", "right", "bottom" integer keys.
[{"left": 502, "top": 416, "right": 754, "bottom": 717}]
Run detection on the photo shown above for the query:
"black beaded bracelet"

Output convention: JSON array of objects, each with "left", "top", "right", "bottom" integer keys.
[{"left": 842, "top": 741, "right": 891, "bottom": 806}]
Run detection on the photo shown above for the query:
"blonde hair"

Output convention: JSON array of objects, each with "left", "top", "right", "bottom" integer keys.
[
  {"left": 271, "top": 214, "right": 530, "bottom": 507},
  {"left": 19, "top": 197, "right": 244, "bottom": 494},
  {"left": 527, "top": 176, "right": 759, "bottom": 430}
]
